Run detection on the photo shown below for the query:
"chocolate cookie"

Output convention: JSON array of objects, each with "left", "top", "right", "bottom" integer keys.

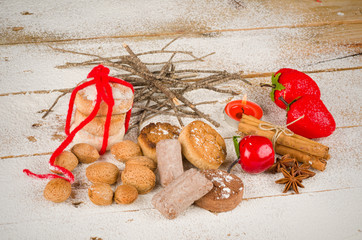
[{"left": 195, "top": 169, "right": 244, "bottom": 212}]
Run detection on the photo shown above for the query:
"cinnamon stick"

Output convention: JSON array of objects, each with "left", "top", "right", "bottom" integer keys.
[
  {"left": 275, "top": 145, "right": 326, "bottom": 171},
  {"left": 242, "top": 114, "right": 329, "bottom": 149},
  {"left": 239, "top": 115, "right": 329, "bottom": 158}
]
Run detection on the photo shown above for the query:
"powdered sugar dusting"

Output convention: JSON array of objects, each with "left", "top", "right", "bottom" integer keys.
[
  {"left": 225, "top": 175, "right": 233, "bottom": 183},
  {"left": 203, "top": 170, "right": 244, "bottom": 200},
  {"left": 149, "top": 123, "right": 179, "bottom": 138},
  {"left": 150, "top": 127, "right": 169, "bottom": 136},
  {"left": 81, "top": 84, "right": 133, "bottom": 105},
  {"left": 189, "top": 123, "right": 225, "bottom": 164}
]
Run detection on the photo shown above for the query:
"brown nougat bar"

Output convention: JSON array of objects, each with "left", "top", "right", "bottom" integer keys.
[
  {"left": 152, "top": 168, "right": 213, "bottom": 219},
  {"left": 156, "top": 139, "right": 184, "bottom": 187}
]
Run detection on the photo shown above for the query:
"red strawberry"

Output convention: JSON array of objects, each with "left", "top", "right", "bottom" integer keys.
[
  {"left": 286, "top": 95, "right": 336, "bottom": 139},
  {"left": 271, "top": 68, "right": 321, "bottom": 109}
]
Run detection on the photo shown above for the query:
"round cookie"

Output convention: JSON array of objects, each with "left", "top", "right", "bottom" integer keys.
[
  {"left": 71, "top": 124, "right": 125, "bottom": 152},
  {"left": 74, "top": 110, "right": 126, "bottom": 136},
  {"left": 178, "top": 120, "right": 226, "bottom": 170},
  {"left": 138, "top": 122, "right": 180, "bottom": 162},
  {"left": 75, "top": 83, "right": 134, "bottom": 116},
  {"left": 121, "top": 165, "right": 156, "bottom": 194},
  {"left": 195, "top": 169, "right": 244, "bottom": 212},
  {"left": 111, "top": 140, "right": 142, "bottom": 163},
  {"left": 114, "top": 185, "right": 138, "bottom": 204}
]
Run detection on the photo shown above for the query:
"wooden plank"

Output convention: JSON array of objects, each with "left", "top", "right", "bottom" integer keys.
[
  {"left": 1, "top": 1, "right": 360, "bottom": 239},
  {"left": 0, "top": 29, "right": 361, "bottom": 95},
  {"left": 0, "top": 73, "right": 360, "bottom": 159},
  {"left": 0, "top": 155, "right": 361, "bottom": 240},
  {"left": 1, "top": 139, "right": 361, "bottom": 217},
  {"left": 310, "top": 23, "right": 362, "bottom": 47},
  {"left": 0, "top": 124, "right": 361, "bottom": 238},
  {"left": 0, "top": 0, "right": 361, "bottom": 45},
  {"left": 265, "top": 0, "right": 362, "bottom": 23}
]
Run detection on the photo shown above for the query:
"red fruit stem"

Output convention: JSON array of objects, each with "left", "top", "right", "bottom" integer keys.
[
  {"left": 278, "top": 96, "right": 289, "bottom": 108},
  {"left": 260, "top": 83, "right": 275, "bottom": 88},
  {"left": 279, "top": 96, "right": 302, "bottom": 111},
  {"left": 227, "top": 136, "right": 242, "bottom": 173},
  {"left": 227, "top": 159, "right": 239, "bottom": 173}
]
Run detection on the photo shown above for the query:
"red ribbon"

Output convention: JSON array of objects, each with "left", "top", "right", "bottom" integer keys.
[{"left": 23, "top": 65, "right": 134, "bottom": 183}]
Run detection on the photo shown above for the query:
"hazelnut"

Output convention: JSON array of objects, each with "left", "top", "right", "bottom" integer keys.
[
  {"left": 88, "top": 183, "right": 113, "bottom": 206},
  {"left": 121, "top": 165, "right": 155, "bottom": 194},
  {"left": 51, "top": 151, "right": 78, "bottom": 174},
  {"left": 86, "top": 162, "right": 119, "bottom": 184},
  {"left": 71, "top": 143, "right": 99, "bottom": 163},
  {"left": 111, "top": 140, "right": 142, "bottom": 162},
  {"left": 43, "top": 178, "right": 71, "bottom": 203},
  {"left": 126, "top": 156, "right": 156, "bottom": 171},
  {"left": 114, "top": 185, "right": 138, "bottom": 204}
]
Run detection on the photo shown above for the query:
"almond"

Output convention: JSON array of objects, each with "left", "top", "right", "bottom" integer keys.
[
  {"left": 71, "top": 143, "right": 100, "bottom": 163},
  {"left": 111, "top": 140, "right": 142, "bottom": 162},
  {"left": 43, "top": 178, "right": 71, "bottom": 203},
  {"left": 51, "top": 151, "right": 78, "bottom": 174},
  {"left": 88, "top": 183, "right": 113, "bottom": 206},
  {"left": 121, "top": 165, "right": 155, "bottom": 194},
  {"left": 86, "top": 162, "right": 119, "bottom": 184},
  {"left": 125, "top": 156, "right": 156, "bottom": 171},
  {"left": 114, "top": 185, "right": 138, "bottom": 204}
]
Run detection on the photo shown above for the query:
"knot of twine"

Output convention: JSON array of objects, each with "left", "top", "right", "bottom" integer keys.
[
  {"left": 23, "top": 65, "right": 134, "bottom": 183},
  {"left": 258, "top": 115, "right": 304, "bottom": 151}
]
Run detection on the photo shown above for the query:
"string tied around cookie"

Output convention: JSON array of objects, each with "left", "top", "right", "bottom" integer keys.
[
  {"left": 23, "top": 65, "right": 134, "bottom": 183},
  {"left": 258, "top": 115, "right": 304, "bottom": 151}
]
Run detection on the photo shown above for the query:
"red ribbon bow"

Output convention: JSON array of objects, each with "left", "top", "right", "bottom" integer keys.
[{"left": 23, "top": 65, "right": 134, "bottom": 183}]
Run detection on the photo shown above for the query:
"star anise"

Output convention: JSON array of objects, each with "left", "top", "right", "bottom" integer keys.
[
  {"left": 267, "top": 154, "right": 297, "bottom": 173},
  {"left": 293, "top": 163, "right": 316, "bottom": 179},
  {"left": 275, "top": 168, "right": 307, "bottom": 194}
]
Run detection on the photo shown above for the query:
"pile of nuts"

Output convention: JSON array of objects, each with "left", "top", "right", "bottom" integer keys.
[{"left": 43, "top": 140, "right": 157, "bottom": 206}]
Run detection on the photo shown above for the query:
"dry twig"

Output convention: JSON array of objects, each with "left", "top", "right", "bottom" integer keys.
[{"left": 47, "top": 36, "right": 251, "bottom": 131}]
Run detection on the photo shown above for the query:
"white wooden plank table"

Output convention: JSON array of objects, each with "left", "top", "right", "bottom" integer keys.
[{"left": 1, "top": 1, "right": 361, "bottom": 239}]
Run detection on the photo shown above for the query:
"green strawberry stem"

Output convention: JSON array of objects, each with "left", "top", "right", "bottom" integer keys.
[
  {"left": 228, "top": 136, "right": 241, "bottom": 173},
  {"left": 270, "top": 72, "right": 285, "bottom": 102},
  {"left": 288, "top": 96, "right": 301, "bottom": 108}
]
